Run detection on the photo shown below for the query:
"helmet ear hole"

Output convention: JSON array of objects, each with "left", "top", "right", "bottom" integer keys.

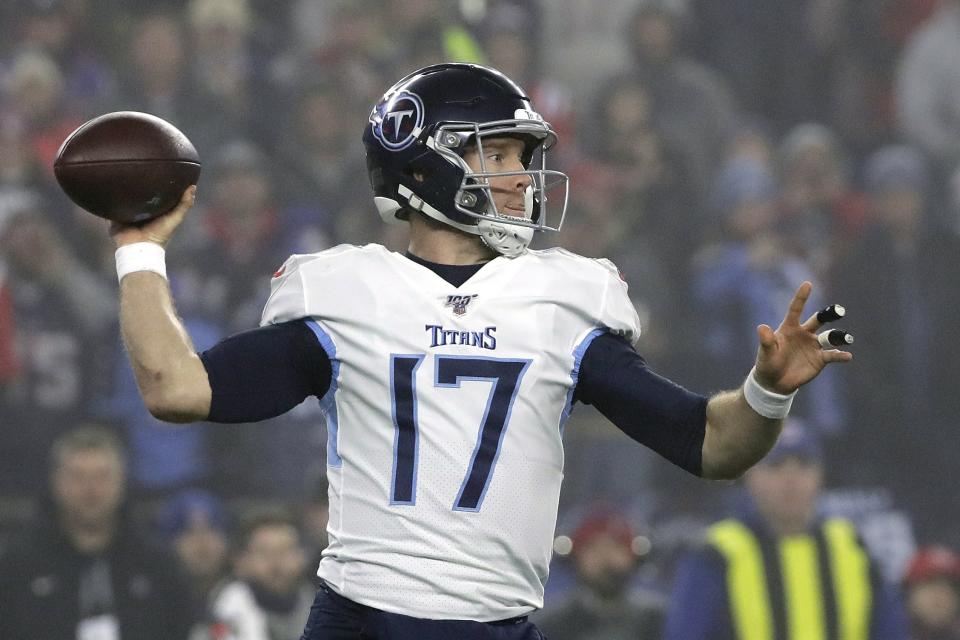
[{"left": 459, "top": 178, "right": 490, "bottom": 213}]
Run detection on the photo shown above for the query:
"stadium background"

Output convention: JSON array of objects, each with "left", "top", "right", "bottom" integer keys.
[{"left": 0, "top": 0, "right": 958, "bottom": 632}]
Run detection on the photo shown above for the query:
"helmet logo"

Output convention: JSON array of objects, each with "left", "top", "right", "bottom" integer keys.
[{"left": 372, "top": 90, "right": 424, "bottom": 151}]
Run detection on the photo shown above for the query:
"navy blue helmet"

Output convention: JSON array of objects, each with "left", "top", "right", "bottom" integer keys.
[{"left": 363, "top": 63, "right": 569, "bottom": 257}]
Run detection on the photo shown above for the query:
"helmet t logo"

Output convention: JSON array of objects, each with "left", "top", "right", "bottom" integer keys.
[
  {"left": 371, "top": 90, "right": 424, "bottom": 151},
  {"left": 386, "top": 110, "right": 414, "bottom": 141}
]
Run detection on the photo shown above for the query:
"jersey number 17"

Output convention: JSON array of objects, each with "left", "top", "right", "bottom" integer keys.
[{"left": 389, "top": 355, "right": 532, "bottom": 512}]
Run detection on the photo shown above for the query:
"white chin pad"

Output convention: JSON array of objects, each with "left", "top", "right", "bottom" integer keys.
[
  {"left": 374, "top": 196, "right": 405, "bottom": 224},
  {"left": 478, "top": 219, "right": 534, "bottom": 258}
]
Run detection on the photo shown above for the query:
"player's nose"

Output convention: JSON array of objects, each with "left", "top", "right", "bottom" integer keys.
[{"left": 513, "top": 170, "right": 532, "bottom": 192}]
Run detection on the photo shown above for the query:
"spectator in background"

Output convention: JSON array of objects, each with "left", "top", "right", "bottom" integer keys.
[
  {"left": 12, "top": 0, "right": 116, "bottom": 114},
  {"left": 588, "top": 74, "right": 694, "bottom": 263},
  {"left": 0, "top": 119, "right": 41, "bottom": 394},
  {"left": 691, "top": 158, "right": 844, "bottom": 434},
  {"left": 384, "top": 0, "right": 485, "bottom": 71},
  {"left": 4, "top": 48, "right": 84, "bottom": 180},
  {"left": 119, "top": 11, "right": 212, "bottom": 148},
  {"left": 185, "top": 0, "right": 274, "bottom": 149},
  {"left": 827, "top": 0, "right": 941, "bottom": 156},
  {"left": 689, "top": 0, "right": 877, "bottom": 146},
  {"left": 832, "top": 145, "right": 960, "bottom": 542},
  {"left": 726, "top": 121, "right": 776, "bottom": 167},
  {"left": 173, "top": 139, "right": 290, "bottom": 334},
  {"left": 664, "top": 420, "right": 907, "bottom": 639},
  {"left": 0, "top": 198, "right": 116, "bottom": 494},
  {"left": 285, "top": 0, "right": 391, "bottom": 113},
  {"left": 897, "top": 0, "right": 960, "bottom": 174},
  {"left": 0, "top": 425, "right": 192, "bottom": 639},
  {"left": 159, "top": 489, "right": 232, "bottom": 634},
  {"left": 188, "top": 0, "right": 254, "bottom": 117},
  {"left": 0, "top": 113, "right": 52, "bottom": 198},
  {"left": 903, "top": 546, "right": 960, "bottom": 640},
  {"left": 537, "top": 507, "right": 663, "bottom": 640},
  {"left": 479, "top": 3, "right": 575, "bottom": 150},
  {"left": 277, "top": 79, "right": 360, "bottom": 246},
  {"left": 618, "top": 0, "right": 738, "bottom": 202},
  {"left": 778, "top": 123, "right": 868, "bottom": 279},
  {"left": 210, "top": 508, "right": 314, "bottom": 640}
]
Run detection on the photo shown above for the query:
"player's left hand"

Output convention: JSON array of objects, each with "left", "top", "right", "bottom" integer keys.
[{"left": 753, "top": 281, "right": 852, "bottom": 394}]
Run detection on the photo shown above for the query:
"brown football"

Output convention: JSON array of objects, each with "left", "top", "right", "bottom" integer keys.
[{"left": 54, "top": 111, "right": 201, "bottom": 224}]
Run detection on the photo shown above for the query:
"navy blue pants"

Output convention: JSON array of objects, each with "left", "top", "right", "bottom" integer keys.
[{"left": 300, "top": 582, "right": 547, "bottom": 640}]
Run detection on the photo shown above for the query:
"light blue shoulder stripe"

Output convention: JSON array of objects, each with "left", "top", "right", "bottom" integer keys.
[
  {"left": 304, "top": 319, "right": 342, "bottom": 468},
  {"left": 559, "top": 328, "right": 606, "bottom": 436}
]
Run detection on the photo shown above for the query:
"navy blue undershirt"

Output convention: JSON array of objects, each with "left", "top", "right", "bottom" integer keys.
[
  {"left": 199, "top": 253, "right": 707, "bottom": 475},
  {"left": 403, "top": 251, "right": 487, "bottom": 287}
]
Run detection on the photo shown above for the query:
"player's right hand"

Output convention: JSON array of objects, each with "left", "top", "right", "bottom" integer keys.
[{"left": 110, "top": 185, "right": 196, "bottom": 248}]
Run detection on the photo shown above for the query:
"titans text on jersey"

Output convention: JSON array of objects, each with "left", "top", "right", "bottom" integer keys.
[{"left": 425, "top": 324, "right": 497, "bottom": 350}]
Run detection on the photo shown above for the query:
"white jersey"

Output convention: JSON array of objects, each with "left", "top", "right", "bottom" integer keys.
[{"left": 260, "top": 244, "right": 640, "bottom": 621}]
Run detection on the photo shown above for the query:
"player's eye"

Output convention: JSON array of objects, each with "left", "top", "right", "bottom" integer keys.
[{"left": 487, "top": 153, "right": 503, "bottom": 163}]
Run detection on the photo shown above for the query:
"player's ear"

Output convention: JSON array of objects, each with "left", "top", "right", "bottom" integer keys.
[{"left": 413, "top": 171, "right": 426, "bottom": 183}]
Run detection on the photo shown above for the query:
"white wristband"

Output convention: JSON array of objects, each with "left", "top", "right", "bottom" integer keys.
[
  {"left": 115, "top": 242, "right": 167, "bottom": 283},
  {"left": 743, "top": 367, "right": 796, "bottom": 419}
]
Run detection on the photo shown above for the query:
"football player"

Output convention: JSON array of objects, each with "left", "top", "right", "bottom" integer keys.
[{"left": 110, "top": 64, "right": 852, "bottom": 639}]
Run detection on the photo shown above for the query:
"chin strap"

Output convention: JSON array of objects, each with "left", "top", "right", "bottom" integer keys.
[
  {"left": 477, "top": 185, "right": 538, "bottom": 258},
  {"left": 477, "top": 219, "right": 533, "bottom": 258}
]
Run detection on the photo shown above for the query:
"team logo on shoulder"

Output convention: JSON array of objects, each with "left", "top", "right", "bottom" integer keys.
[
  {"left": 371, "top": 90, "right": 424, "bottom": 151},
  {"left": 445, "top": 294, "right": 478, "bottom": 316}
]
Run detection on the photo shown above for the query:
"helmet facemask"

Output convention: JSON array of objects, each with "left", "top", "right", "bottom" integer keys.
[{"left": 427, "top": 115, "right": 570, "bottom": 257}]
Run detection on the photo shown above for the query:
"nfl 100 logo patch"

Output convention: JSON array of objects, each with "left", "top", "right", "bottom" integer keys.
[{"left": 444, "top": 294, "right": 478, "bottom": 316}]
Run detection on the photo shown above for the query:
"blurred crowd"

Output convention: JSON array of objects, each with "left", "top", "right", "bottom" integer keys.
[{"left": 1, "top": 0, "right": 959, "bottom": 638}]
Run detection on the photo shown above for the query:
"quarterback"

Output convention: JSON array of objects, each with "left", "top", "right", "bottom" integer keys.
[{"left": 111, "top": 64, "right": 851, "bottom": 639}]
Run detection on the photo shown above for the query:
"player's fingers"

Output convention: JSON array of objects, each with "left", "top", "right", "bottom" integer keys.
[
  {"left": 133, "top": 185, "right": 196, "bottom": 246},
  {"left": 782, "top": 281, "right": 812, "bottom": 327},
  {"left": 154, "top": 185, "right": 196, "bottom": 229},
  {"left": 817, "top": 329, "right": 853, "bottom": 349},
  {"left": 802, "top": 304, "right": 846, "bottom": 333},
  {"left": 169, "top": 185, "right": 197, "bottom": 216},
  {"left": 821, "top": 349, "right": 853, "bottom": 364},
  {"left": 757, "top": 323, "right": 777, "bottom": 352}
]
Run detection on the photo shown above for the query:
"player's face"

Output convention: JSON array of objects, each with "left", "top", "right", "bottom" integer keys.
[
  {"left": 237, "top": 524, "right": 307, "bottom": 597},
  {"left": 52, "top": 449, "right": 125, "bottom": 528},
  {"left": 462, "top": 137, "right": 533, "bottom": 219},
  {"left": 745, "top": 456, "right": 823, "bottom": 534}
]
